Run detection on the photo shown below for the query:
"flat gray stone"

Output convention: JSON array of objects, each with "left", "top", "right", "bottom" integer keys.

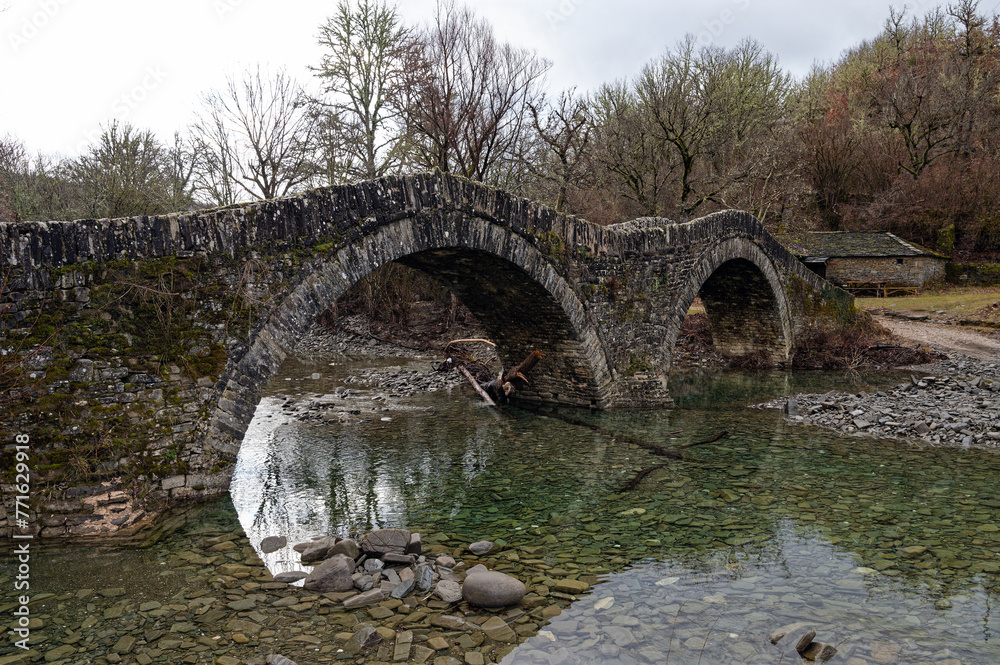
[
  {"left": 303, "top": 555, "right": 354, "bottom": 592},
  {"left": 259, "top": 536, "right": 287, "bottom": 554},
  {"left": 390, "top": 577, "right": 416, "bottom": 599},
  {"left": 360, "top": 529, "right": 411, "bottom": 555}
]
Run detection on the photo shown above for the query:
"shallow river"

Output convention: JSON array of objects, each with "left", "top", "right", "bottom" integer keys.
[
  {"left": 229, "top": 356, "right": 1000, "bottom": 664},
  {"left": 3, "top": 355, "right": 999, "bottom": 664}
]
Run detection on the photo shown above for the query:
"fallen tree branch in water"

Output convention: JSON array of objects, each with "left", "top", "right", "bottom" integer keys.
[
  {"left": 683, "top": 430, "right": 729, "bottom": 448},
  {"left": 520, "top": 407, "right": 685, "bottom": 459},
  {"left": 459, "top": 366, "right": 498, "bottom": 407},
  {"left": 619, "top": 464, "right": 666, "bottom": 492}
]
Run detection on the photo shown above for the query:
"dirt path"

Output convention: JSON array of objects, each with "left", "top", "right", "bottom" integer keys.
[{"left": 875, "top": 315, "right": 1000, "bottom": 361}]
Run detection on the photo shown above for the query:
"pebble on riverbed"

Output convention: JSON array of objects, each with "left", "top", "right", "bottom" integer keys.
[{"left": 756, "top": 354, "right": 1000, "bottom": 449}]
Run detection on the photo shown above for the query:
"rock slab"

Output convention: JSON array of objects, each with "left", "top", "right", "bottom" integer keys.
[{"left": 303, "top": 555, "right": 354, "bottom": 592}]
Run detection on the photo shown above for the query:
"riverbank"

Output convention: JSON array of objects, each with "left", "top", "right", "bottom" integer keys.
[{"left": 756, "top": 344, "right": 1000, "bottom": 450}]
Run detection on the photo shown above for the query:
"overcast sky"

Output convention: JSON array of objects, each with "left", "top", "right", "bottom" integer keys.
[{"left": 0, "top": 0, "right": 978, "bottom": 159}]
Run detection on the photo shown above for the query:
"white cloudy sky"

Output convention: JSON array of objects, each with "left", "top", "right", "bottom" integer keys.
[{"left": 0, "top": 0, "right": 974, "bottom": 159}]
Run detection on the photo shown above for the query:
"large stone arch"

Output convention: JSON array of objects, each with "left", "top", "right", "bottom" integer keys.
[
  {"left": 665, "top": 236, "right": 794, "bottom": 366},
  {"left": 204, "top": 212, "right": 615, "bottom": 464}
]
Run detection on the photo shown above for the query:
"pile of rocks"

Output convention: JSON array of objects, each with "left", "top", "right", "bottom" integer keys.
[
  {"left": 271, "top": 530, "right": 527, "bottom": 613},
  {"left": 769, "top": 623, "right": 837, "bottom": 662},
  {"left": 758, "top": 355, "right": 1000, "bottom": 448}
]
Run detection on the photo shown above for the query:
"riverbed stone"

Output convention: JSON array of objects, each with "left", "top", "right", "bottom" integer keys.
[
  {"left": 435, "top": 580, "right": 463, "bottom": 603},
  {"left": 329, "top": 538, "right": 360, "bottom": 560},
  {"left": 469, "top": 540, "right": 494, "bottom": 555},
  {"left": 480, "top": 616, "right": 517, "bottom": 642},
  {"left": 415, "top": 565, "right": 434, "bottom": 592},
  {"left": 343, "top": 623, "right": 381, "bottom": 655},
  {"left": 361, "top": 529, "right": 411, "bottom": 554},
  {"left": 801, "top": 641, "right": 838, "bottom": 661},
  {"left": 553, "top": 578, "right": 590, "bottom": 595},
  {"left": 300, "top": 537, "right": 335, "bottom": 563},
  {"left": 303, "top": 555, "right": 354, "bottom": 592},
  {"left": 391, "top": 578, "right": 416, "bottom": 599},
  {"left": 462, "top": 571, "right": 526, "bottom": 608},
  {"left": 273, "top": 571, "right": 308, "bottom": 583},
  {"left": 343, "top": 589, "right": 385, "bottom": 609},
  {"left": 407, "top": 532, "right": 422, "bottom": 555},
  {"left": 383, "top": 552, "right": 416, "bottom": 564}
]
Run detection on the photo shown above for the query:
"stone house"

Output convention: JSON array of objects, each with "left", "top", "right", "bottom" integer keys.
[{"left": 775, "top": 231, "right": 948, "bottom": 289}]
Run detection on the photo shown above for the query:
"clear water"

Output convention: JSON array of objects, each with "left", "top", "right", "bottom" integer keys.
[{"left": 231, "top": 356, "right": 1000, "bottom": 664}]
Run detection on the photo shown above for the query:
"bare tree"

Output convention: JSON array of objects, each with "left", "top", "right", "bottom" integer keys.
[
  {"left": 526, "top": 88, "right": 593, "bottom": 212},
  {"left": 591, "top": 80, "right": 675, "bottom": 217},
  {"left": 635, "top": 36, "right": 790, "bottom": 217},
  {"left": 313, "top": 0, "right": 413, "bottom": 181},
  {"left": 404, "top": 0, "right": 550, "bottom": 185},
  {"left": 192, "top": 66, "right": 318, "bottom": 203}
]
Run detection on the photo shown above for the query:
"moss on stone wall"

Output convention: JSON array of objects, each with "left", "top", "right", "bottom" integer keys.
[{"left": 947, "top": 263, "right": 1000, "bottom": 285}]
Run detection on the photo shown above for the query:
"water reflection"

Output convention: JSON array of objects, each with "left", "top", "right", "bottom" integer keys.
[{"left": 231, "top": 356, "right": 1000, "bottom": 662}]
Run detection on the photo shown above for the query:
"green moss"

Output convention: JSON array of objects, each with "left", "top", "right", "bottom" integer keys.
[{"left": 947, "top": 263, "right": 1000, "bottom": 286}]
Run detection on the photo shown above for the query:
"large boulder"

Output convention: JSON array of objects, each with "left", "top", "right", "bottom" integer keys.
[
  {"left": 303, "top": 555, "right": 354, "bottom": 592},
  {"left": 329, "top": 538, "right": 360, "bottom": 560},
  {"left": 360, "top": 529, "right": 411, "bottom": 555},
  {"left": 300, "top": 537, "right": 335, "bottom": 563},
  {"left": 462, "top": 571, "right": 526, "bottom": 608}
]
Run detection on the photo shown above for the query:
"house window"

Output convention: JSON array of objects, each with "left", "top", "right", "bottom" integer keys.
[{"left": 896, "top": 258, "right": 904, "bottom": 265}]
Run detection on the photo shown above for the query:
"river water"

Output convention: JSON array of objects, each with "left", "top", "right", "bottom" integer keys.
[
  {"left": 3, "top": 353, "right": 999, "bottom": 664},
  {"left": 228, "top": 355, "right": 1000, "bottom": 664}
]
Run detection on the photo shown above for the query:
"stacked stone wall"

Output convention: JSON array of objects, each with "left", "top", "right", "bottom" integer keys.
[{"left": 826, "top": 256, "right": 946, "bottom": 287}]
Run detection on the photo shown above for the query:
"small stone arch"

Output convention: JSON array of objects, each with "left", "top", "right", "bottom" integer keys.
[
  {"left": 204, "top": 213, "right": 615, "bottom": 465},
  {"left": 666, "top": 236, "right": 794, "bottom": 366}
]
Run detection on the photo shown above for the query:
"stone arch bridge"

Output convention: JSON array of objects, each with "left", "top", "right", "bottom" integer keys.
[{"left": 0, "top": 172, "right": 851, "bottom": 537}]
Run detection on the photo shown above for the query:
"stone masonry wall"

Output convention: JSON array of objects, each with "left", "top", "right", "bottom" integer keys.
[{"left": 826, "top": 256, "right": 947, "bottom": 287}]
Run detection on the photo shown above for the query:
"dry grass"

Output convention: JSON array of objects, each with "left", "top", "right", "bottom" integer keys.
[{"left": 857, "top": 284, "right": 1000, "bottom": 325}]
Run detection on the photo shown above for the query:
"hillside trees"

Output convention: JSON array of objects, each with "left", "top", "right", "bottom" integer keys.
[
  {"left": 811, "top": 1, "right": 1000, "bottom": 255},
  {"left": 591, "top": 36, "right": 791, "bottom": 221}
]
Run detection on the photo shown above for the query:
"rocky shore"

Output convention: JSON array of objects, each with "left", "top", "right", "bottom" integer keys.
[{"left": 756, "top": 351, "right": 1000, "bottom": 449}]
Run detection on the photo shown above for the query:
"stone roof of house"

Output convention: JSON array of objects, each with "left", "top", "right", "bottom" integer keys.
[{"left": 774, "top": 231, "right": 947, "bottom": 260}]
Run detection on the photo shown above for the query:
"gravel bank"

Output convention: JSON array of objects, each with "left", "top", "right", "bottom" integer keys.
[{"left": 755, "top": 351, "right": 1000, "bottom": 450}]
